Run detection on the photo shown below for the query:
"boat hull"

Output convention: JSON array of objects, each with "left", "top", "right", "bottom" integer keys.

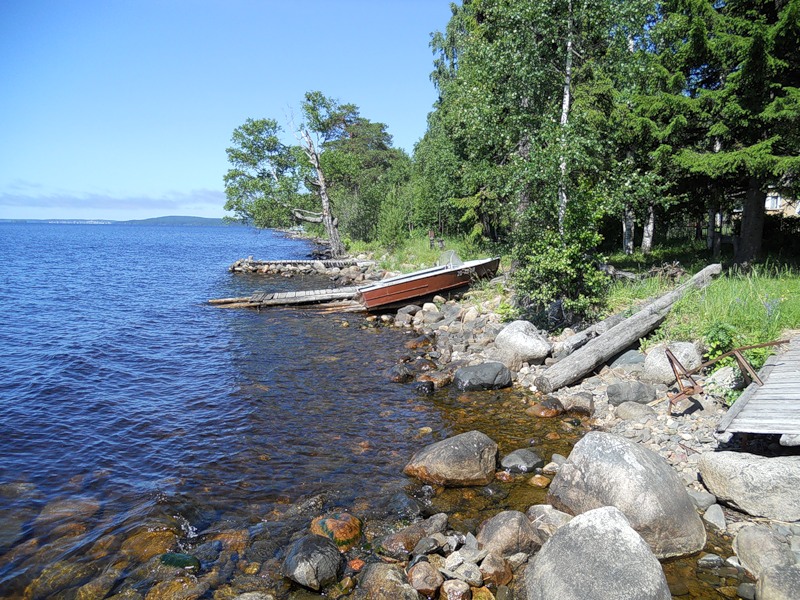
[{"left": 357, "top": 257, "right": 500, "bottom": 310}]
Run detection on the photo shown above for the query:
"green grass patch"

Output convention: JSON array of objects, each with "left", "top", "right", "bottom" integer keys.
[
  {"left": 346, "top": 231, "right": 499, "bottom": 273},
  {"left": 652, "top": 263, "right": 800, "bottom": 365}
]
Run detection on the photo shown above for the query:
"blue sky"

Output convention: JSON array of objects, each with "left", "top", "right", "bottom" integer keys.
[{"left": 0, "top": 1, "right": 454, "bottom": 220}]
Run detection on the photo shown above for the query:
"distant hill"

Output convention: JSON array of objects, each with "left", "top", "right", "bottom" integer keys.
[{"left": 117, "top": 216, "right": 241, "bottom": 227}]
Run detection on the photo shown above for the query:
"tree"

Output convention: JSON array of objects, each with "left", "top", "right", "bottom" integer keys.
[
  {"left": 658, "top": 0, "right": 800, "bottom": 263},
  {"left": 223, "top": 118, "right": 311, "bottom": 229},
  {"left": 224, "top": 92, "right": 409, "bottom": 257}
]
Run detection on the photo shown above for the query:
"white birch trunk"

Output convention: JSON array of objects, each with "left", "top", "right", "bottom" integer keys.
[
  {"left": 641, "top": 201, "right": 655, "bottom": 254},
  {"left": 623, "top": 204, "right": 635, "bottom": 255},
  {"left": 301, "top": 130, "right": 345, "bottom": 257},
  {"left": 557, "top": 0, "right": 573, "bottom": 237}
]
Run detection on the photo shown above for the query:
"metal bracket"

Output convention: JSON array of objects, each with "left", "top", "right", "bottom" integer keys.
[{"left": 664, "top": 339, "right": 788, "bottom": 414}]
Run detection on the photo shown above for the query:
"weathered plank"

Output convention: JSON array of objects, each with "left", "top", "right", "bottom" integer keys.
[{"left": 718, "top": 337, "right": 800, "bottom": 435}]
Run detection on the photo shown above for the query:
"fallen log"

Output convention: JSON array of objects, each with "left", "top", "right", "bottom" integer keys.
[
  {"left": 552, "top": 308, "right": 637, "bottom": 359},
  {"left": 534, "top": 264, "right": 722, "bottom": 393}
]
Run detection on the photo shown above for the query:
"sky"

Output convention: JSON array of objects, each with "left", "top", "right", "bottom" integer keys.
[{"left": 0, "top": 1, "right": 454, "bottom": 220}]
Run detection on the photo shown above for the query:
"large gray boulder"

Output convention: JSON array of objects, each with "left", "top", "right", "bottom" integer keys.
[
  {"left": 282, "top": 534, "right": 343, "bottom": 591},
  {"left": 642, "top": 342, "right": 702, "bottom": 384},
  {"left": 476, "top": 510, "right": 541, "bottom": 557},
  {"left": 757, "top": 564, "right": 800, "bottom": 600},
  {"left": 547, "top": 432, "right": 706, "bottom": 558},
  {"left": 523, "top": 506, "right": 671, "bottom": 600},
  {"left": 494, "top": 320, "right": 552, "bottom": 370},
  {"left": 453, "top": 362, "right": 512, "bottom": 391},
  {"left": 733, "top": 524, "right": 796, "bottom": 580},
  {"left": 403, "top": 430, "right": 498, "bottom": 486},
  {"left": 607, "top": 381, "right": 656, "bottom": 406},
  {"left": 698, "top": 452, "right": 800, "bottom": 521}
]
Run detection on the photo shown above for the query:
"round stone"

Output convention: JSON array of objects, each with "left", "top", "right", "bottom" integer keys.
[{"left": 310, "top": 512, "right": 363, "bottom": 551}]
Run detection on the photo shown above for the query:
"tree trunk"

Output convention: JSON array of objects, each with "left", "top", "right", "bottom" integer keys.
[
  {"left": 623, "top": 204, "right": 635, "bottom": 255},
  {"left": 534, "top": 264, "right": 722, "bottom": 393},
  {"left": 557, "top": 0, "right": 573, "bottom": 238},
  {"left": 301, "top": 130, "right": 346, "bottom": 258},
  {"left": 734, "top": 177, "right": 765, "bottom": 264},
  {"left": 641, "top": 201, "right": 655, "bottom": 253}
]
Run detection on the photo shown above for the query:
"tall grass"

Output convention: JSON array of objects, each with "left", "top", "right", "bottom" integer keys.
[
  {"left": 644, "top": 263, "right": 800, "bottom": 369},
  {"left": 347, "top": 231, "right": 489, "bottom": 273}
]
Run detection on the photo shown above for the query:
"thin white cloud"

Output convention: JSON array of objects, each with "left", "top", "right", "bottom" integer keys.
[{"left": 0, "top": 188, "right": 228, "bottom": 220}]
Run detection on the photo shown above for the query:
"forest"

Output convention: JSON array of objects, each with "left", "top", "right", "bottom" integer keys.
[{"left": 223, "top": 0, "right": 800, "bottom": 320}]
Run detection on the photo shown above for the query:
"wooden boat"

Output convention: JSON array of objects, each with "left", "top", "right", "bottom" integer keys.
[{"left": 357, "top": 254, "right": 501, "bottom": 310}]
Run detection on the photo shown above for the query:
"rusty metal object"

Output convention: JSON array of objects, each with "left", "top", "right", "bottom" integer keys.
[{"left": 664, "top": 339, "right": 789, "bottom": 413}]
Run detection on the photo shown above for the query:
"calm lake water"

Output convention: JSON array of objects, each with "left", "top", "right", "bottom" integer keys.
[{"left": 1, "top": 223, "right": 583, "bottom": 598}]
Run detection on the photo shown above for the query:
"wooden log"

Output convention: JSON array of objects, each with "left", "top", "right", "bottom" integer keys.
[
  {"left": 534, "top": 264, "right": 722, "bottom": 393},
  {"left": 552, "top": 308, "right": 635, "bottom": 359}
]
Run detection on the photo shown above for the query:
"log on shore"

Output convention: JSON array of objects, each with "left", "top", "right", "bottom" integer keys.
[{"left": 534, "top": 264, "right": 722, "bottom": 393}]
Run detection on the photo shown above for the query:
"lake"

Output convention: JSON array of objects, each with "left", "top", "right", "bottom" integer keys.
[{"left": 0, "top": 223, "right": 568, "bottom": 598}]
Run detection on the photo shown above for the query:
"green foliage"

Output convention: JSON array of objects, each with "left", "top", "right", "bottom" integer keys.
[{"left": 513, "top": 225, "right": 610, "bottom": 325}]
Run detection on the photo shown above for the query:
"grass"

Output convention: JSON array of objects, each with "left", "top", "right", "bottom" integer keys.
[
  {"left": 346, "top": 232, "right": 498, "bottom": 273},
  {"left": 605, "top": 260, "right": 800, "bottom": 371}
]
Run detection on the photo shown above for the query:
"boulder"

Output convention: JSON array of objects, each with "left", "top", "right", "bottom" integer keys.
[
  {"left": 282, "top": 534, "right": 343, "bottom": 591},
  {"left": 606, "top": 381, "right": 656, "bottom": 406},
  {"left": 523, "top": 506, "right": 671, "bottom": 600},
  {"left": 480, "top": 553, "right": 513, "bottom": 587},
  {"left": 757, "top": 564, "right": 800, "bottom": 600},
  {"left": 500, "top": 448, "right": 544, "bottom": 473},
  {"left": 547, "top": 432, "right": 706, "bottom": 558},
  {"left": 558, "top": 392, "right": 595, "bottom": 416},
  {"left": 407, "top": 559, "right": 444, "bottom": 598},
  {"left": 697, "top": 452, "right": 800, "bottom": 521},
  {"left": 356, "top": 563, "right": 420, "bottom": 600},
  {"left": 494, "top": 320, "right": 552, "bottom": 369},
  {"left": 642, "top": 342, "right": 702, "bottom": 384},
  {"left": 702, "top": 504, "right": 726, "bottom": 531},
  {"left": 476, "top": 510, "right": 541, "bottom": 557},
  {"left": 380, "top": 513, "right": 448, "bottom": 559},
  {"left": 733, "top": 525, "right": 796, "bottom": 580},
  {"left": 441, "top": 579, "right": 471, "bottom": 600},
  {"left": 453, "top": 362, "right": 512, "bottom": 391},
  {"left": 525, "top": 505, "right": 573, "bottom": 542},
  {"left": 404, "top": 431, "right": 498, "bottom": 486},
  {"left": 615, "top": 401, "right": 656, "bottom": 421}
]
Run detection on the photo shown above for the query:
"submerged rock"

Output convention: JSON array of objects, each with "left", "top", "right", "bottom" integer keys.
[{"left": 310, "top": 512, "right": 363, "bottom": 551}]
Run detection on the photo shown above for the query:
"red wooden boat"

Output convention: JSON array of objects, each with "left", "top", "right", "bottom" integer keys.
[{"left": 357, "top": 254, "right": 501, "bottom": 310}]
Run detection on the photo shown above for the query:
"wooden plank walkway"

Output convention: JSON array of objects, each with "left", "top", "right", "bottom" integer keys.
[
  {"left": 209, "top": 286, "right": 361, "bottom": 309},
  {"left": 717, "top": 336, "right": 800, "bottom": 435}
]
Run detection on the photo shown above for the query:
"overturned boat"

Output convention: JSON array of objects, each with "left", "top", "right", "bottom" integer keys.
[{"left": 356, "top": 253, "right": 501, "bottom": 310}]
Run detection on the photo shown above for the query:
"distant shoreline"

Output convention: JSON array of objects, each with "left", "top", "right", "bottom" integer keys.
[{"left": 0, "top": 216, "right": 244, "bottom": 227}]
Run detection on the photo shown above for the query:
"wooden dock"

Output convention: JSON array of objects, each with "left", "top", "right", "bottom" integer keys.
[
  {"left": 717, "top": 336, "right": 800, "bottom": 436},
  {"left": 209, "top": 286, "right": 362, "bottom": 310}
]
